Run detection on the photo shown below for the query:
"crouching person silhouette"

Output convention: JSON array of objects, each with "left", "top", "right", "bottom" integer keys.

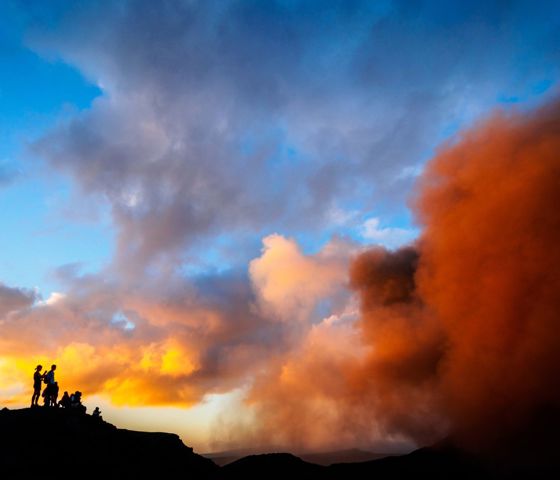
[
  {"left": 70, "top": 391, "right": 87, "bottom": 414},
  {"left": 92, "top": 406, "right": 102, "bottom": 420},
  {"left": 58, "top": 391, "right": 71, "bottom": 408}
]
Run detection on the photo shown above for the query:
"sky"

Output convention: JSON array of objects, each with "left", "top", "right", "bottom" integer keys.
[{"left": 0, "top": 0, "right": 559, "bottom": 454}]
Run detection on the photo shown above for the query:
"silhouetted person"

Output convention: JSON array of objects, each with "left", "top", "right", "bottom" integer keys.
[
  {"left": 70, "top": 391, "right": 86, "bottom": 414},
  {"left": 31, "top": 365, "right": 44, "bottom": 407},
  {"left": 52, "top": 382, "right": 59, "bottom": 407},
  {"left": 92, "top": 407, "right": 102, "bottom": 420},
  {"left": 58, "top": 391, "right": 70, "bottom": 408},
  {"left": 42, "top": 364, "right": 57, "bottom": 407}
]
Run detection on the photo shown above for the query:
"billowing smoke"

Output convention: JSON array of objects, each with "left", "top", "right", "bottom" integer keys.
[
  {"left": 353, "top": 99, "right": 560, "bottom": 457},
  {"left": 348, "top": 247, "right": 446, "bottom": 446},
  {"left": 412, "top": 99, "right": 560, "bottom": 457},
  {"left": 244, "top": 99, "right": 560, "bottom": 458}
]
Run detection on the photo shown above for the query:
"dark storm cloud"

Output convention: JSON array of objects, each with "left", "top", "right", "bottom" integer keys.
[{"left": 28, "top": 0, "right": 560, "bottom": 273}]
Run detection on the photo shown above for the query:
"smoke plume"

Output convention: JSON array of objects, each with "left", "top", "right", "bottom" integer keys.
[
  {"left": 245, "top": 99, "right": 560, "bottom": 458},
  {"left": 412, "top": 100, "right": 560, "bottom": 457},
  {"left": 354, "top": 100, "right": 560, "bottom": 457}
]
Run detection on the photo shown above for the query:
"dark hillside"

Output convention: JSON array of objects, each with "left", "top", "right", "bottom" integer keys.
[
  {"left": 0, "top": 407, "right": 217, "bottom": 478},
  {"left": 1, "top": 407, "right": 557, "bottom": 479}
]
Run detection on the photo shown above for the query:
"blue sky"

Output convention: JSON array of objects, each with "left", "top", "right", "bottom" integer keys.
[
  {"left": 1, "top": 0, "right": 559, "bottom": 452},
  {"left": 0, "top": 0, "right": 110, "bottom": 295}
]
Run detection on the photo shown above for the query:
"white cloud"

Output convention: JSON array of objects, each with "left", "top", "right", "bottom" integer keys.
[
  {"left": 35, "top": 291, "right": 66, "bottom": 306},
  {"left": 359, "top": 217, "right": 418, "bottom": 249},
  {"left": 326, "top": 206, "right": 360, "bottom": 227}
]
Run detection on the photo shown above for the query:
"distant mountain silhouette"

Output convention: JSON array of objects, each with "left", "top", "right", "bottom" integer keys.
[
  {"left": 215, "top": 445, "right": 482, "bottom": 480},
  {"left": 1, "top": 407, "right": 557, "bottom": 479},
  {"left": 220, "top": 453, "right": 324, "bottom": 478},
  {"left": 218, "top": 443, "right": 558, "bottom": 480},
  {"left": 205, "top": 447, "right": 390, "bottom": 466},
  {"left": 299, "top": 448, "right": 393, "bottom": 466},
  {"left": 203, "top": 447, "right": 278, "bottom": 466}
]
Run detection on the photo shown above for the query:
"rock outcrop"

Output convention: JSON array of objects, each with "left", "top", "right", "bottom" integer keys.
[{"left": 0, "top": 407, "right": 217, "bottom": 478}]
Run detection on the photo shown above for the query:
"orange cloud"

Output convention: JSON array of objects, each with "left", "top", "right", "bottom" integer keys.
[
  {"left": 0, "top": 235, "right": 353, "bottom": 414},
  {"left": 249, "top": 234, "right": 349, "bottom": 321}
]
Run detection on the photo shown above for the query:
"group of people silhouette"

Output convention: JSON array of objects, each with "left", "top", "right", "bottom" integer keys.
[{"left": 30, "top": 364, "right": 99, "bottom": 418}]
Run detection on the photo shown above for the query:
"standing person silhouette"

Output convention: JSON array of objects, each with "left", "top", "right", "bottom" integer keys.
[
  {"left": 31, "top": 365, "right": 44, "bottom": 407},
  {"left": 42, "top": 364, "right": 56, "bottom": 407}
]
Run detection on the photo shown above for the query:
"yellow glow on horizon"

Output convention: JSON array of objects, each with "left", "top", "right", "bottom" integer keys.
[
  {"left": 0, "top": 337, "right": 199, "bottom": 408},
  {"left": 0, "top": 373, "right": 254, "bottom": 454},
  {"left": 0, "top": 355, "right": 54, "bottom": 405}
]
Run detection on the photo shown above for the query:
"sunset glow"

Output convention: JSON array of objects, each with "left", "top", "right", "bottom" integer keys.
[{"left": 1, "top": 1, "right": 559, "bottom": 455}]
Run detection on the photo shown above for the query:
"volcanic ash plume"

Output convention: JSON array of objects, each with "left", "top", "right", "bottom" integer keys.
[
  {"left": 354, "top": 99, "right": 560, "bottom": 458},
  {"left": 247, "top": 99, "right": 560, "bottom": 458},
  {"left": 411, "top": 99, "right": 560, "bottom": 458},
  {"left": 348, "top": 247, "right": 447, "bottom": 446}
]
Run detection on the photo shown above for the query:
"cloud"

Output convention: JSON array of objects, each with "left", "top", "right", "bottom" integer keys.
[
  {"left": 240, "top": 98, "right": 560, "bottom": 459},
  {"left": 0, "top": 234, "right": 353, "bottom": 413},
  {"left": 359, "top": 217, "right": 418, "bottom": 249},
  {"left": 249, "top": 234, "right": 350, "bottom": 322},
  {"left": 163, "top": 96, "right": 560, "bottom": 457},
  {"left": 246, "top": 310, "right": 371, "bottom": 452},
  {"left": 0, "top": 284, "right": 36, "bottom": 319},
  {"left": 28, "top": 0, "right": 560, "bottom": 275},
  {"left": 36, "top": 291, "right": 66, "bottom": 306},
  {"left": 240, "top": 245, "right": 444, "bottom": 452}
]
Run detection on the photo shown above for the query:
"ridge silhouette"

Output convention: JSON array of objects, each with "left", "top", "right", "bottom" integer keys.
[
  {"left": 1, "top": 407, "right": 557, "bottom": 479},
  {"left": 0, "top": 407, "right": 217, "bottom": 478}
]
